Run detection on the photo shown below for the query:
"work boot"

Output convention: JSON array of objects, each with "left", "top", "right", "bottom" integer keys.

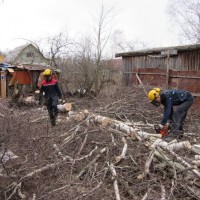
[
  {"left": 51, "top": 122, "right": 56, "bottom": 126},
  {"left": 163, "top": 135, "right": 176, "bottom": 142},
  {"left": 51, "top": 118, "right": 56, "bottom": 126},
  {"left": 163, "top": 132, "right": 184, "bottom": 142}
]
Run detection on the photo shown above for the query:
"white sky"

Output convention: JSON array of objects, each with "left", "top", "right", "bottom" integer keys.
[{"left": 0, "top": 0, "right": 180, "bottom": 52}]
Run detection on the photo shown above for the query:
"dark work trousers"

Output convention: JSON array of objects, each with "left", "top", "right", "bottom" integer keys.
[
  {"left": 46, "top": 96, "right": 59, "bottom": 126},
  {"left": 170, "top": 95, "right": 194, "bottom": 135}
]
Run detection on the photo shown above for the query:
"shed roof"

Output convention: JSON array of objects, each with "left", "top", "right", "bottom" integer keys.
[
  {"left": 4, "top": 43, "right": 48, "bottom": 66},
  {"left": 4, "top": 44, "right": 29, "bottom": 63},
  {"left": 14, "top": 64, "right": 47, "bottom": 71},
  {"left": 0, "top": 63, "right": 57, "bottom": 72},
  {"left": 115, "top": 43, "right": 200, "bottom": 57}
]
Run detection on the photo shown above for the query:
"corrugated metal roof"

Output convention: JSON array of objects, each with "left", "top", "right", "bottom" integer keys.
[{"left": 115, "top": 43, "right": 200, "bottom": 57}]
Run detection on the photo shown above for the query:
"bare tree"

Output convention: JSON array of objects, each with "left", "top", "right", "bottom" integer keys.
[
  {"left": 69, "top": 3, "right": 116, "bottom": 96},
  {"left": 111, "top": 30, "right": 146, "bottom": 53},
  {"left": 73, "top": 36, "right": 96, "bottom": 92},
  {"left": 91, "top": 3, "right": 115, "bottom": 94},
  {"left": 44, "top": 32, "right": 73, "bottom": 68},
  {"left": 167, "top": 0, "right": 200, "bottom": 43}
]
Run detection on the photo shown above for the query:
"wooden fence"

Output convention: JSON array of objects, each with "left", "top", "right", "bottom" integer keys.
[
  {"left": 123, "top": 68, "right": 200, "bottom": 107},
  {"left": 126, "top": 68, "right": 200, "bottom": 96}
]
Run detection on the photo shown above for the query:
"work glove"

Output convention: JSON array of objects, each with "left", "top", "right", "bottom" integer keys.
[
  {"left": 159, "top": 124, "right": 168, "bottom": 131},
  {"left": 58, "top": 99, "right": 62, "bottom": 104},
  {"left": 166, "top": 120, "right": 172, "bottom": 127},
  {"left": 158, "top": 124, "right": 164, "bottom": 129}
]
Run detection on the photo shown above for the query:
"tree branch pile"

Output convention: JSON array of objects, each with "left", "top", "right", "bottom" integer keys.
[{"left": 0, "top": 86, "right": 200, "bottom": 200}]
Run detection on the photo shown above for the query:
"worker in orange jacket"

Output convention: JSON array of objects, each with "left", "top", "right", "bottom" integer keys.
[{"left": 40, "top": 69, "right": 62, "bottom": 126}]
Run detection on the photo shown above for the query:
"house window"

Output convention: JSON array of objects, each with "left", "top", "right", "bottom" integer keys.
[{"left": 26, "top": 52, "right": 34, "bottom": 57}]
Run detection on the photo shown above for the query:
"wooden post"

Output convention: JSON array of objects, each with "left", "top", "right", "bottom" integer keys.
[
  {"left": 136, "top": 58, "right": 139, "bottom": 86},
  {"left": 161, "top": 49, "right": 177, "bottom": 89},
  {"left": 166, "top": 50, "right": 170, "bottom": 89},
  {"left": 136, "top": 73, "right": 147, "bottom": 95},
  {"left": 1, "top": 71, "right": 7, "bottom": 98}
]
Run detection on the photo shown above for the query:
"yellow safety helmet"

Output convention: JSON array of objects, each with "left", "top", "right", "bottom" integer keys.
[
  {"left": 148, "top": 88, "right": 161, "bottom": 102},
  {"left": 42, "top": 69, "right": 52, "bottom": 76}
]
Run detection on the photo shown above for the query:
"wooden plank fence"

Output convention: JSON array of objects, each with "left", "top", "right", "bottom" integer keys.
[{"left": 125, "top": 68, "right": 200, "bottom": 97}]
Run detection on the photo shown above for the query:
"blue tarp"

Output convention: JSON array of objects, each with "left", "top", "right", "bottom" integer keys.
[{"left": 0, "top": 63, "right": 13, "bottom": 68}]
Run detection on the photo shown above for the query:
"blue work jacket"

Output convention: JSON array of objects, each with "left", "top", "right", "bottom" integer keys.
[{"left": 160, "top": 89, "right": 192, "bottom": 125}]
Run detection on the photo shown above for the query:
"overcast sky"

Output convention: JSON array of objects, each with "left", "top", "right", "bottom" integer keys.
[{"left": 0, "top": 0, "right": 180, "bottom": 52}]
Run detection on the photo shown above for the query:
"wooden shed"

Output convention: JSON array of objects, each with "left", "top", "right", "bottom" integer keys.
[
  {"left": 1, "top": 43, "right": 61, "bottom": 98},
  {"left": 0, "top": 63, "right": 60, "bottom": 98},
  {"left": 115, "top": 44, "right": 200, "bottom": 96}
]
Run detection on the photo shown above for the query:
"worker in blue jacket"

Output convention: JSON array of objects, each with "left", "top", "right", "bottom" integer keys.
[{"left": 148, "top": 88, "right": 194, "bottom": 141}]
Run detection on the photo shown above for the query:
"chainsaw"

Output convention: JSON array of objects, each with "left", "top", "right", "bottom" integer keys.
[{"left": 154, "top": 125, "right": 169, "bottom": 137}]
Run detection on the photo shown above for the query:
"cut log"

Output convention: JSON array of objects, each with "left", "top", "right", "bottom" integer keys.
[
  {"left": 57, "top": 103, "right": 74, "bottom": 112},
  {"left": 111, "top": 122, "right": 141, "bottom": 140},
  {"left": 195, "top": 155, "right": 200, "bottom": 160},
  {"left": 74, "top": 112, "right": 85, "bottom": 121},
  {"left": 192, "top": 160, "right": 200, "bottom": 166},
  {"left": 94, "top": 115, "right": 112, "bottom": 127},
  {"left": 23, "top": 95, "right": 36, "bottom": 104},
  {"left": 191, "top": 145, "right": 200, "bottom": 155},
  {"left": 152, "top": 139, "right": 192, "bottom": 152},
  {"left": 136, "top": 131, "right": 162, "bottom": 139}
]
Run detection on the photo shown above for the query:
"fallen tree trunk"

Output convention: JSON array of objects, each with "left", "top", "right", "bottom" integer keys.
[
  {"left": 152, "top": 139, "right": 192, "bottom": 152},
  {"left": 64, "top": 110, "right": 200, "bottom": 182},
  {"left": 161, "top": 147, "right": 200, "bottom": 178},
  {"left": 66, "top": 110, "right": 165, "bottom": 141}
]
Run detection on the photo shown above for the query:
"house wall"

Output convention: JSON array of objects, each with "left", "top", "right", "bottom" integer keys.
[
  {"left": 21, "top": 71, "right": 41, "bottom": 93},
  {"left": 16, "top": 45, "right": 48, "bottom": 66}
]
